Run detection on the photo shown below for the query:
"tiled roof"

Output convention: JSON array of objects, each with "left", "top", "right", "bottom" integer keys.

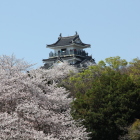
[
  {"left": 42, "top": 55, "right": 95, "bottom": 69},
  {"left": 47, "top": 33, "right": 90, "bottom": 47},
  {"left": 43, "top": 55, "right": 94, "bottom": 63}
]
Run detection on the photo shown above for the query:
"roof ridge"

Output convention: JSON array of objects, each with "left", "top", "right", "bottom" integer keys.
[{"left": 61, "top": 35, "right": 77, "bottom": 38}]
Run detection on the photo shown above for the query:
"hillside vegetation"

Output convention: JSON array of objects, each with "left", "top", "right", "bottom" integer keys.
[
  {"left": 61, "top": 56, "right": 140, "bottom": 140},
  {"left": 0, "top": 55, "right": 140, "bottom": 139}
]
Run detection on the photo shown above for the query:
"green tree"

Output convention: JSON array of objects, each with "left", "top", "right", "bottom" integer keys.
[
  {"left": 61, "top": 64, "right": 105, "bottom": 97},
  {"left": 105, "top": 56, "right": 128, "bottom": 70},
  {"left": 98, "top": 56, "right": 128, "bottom": 74},
  {"left": 70, "top": 68, "right": 140, "bottom": 140},
  {"left": 128, "top": 58, "right": 140, "bottom": 83},
  {"left": 98, "top": 60, "right": 106, "bottom": 68}
]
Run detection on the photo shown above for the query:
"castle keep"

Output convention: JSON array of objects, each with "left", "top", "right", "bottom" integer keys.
[{"left": 42, "top": 32, "right": 95, "bottom": 69}]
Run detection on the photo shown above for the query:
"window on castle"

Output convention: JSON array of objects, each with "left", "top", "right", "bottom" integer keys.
[{"left": 61, "top": 49, "right": 66, "bottom": 52}]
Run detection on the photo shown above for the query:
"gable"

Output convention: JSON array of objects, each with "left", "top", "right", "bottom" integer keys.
[{"left": 75, "top": 38, "right": 82, "bottom": 44}]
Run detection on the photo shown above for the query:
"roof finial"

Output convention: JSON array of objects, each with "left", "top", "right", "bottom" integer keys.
[
  {"left": 58, "top": 33, "right": 62, "bottom": 39},
  {"left": 75, "top": 31, "right": 78, "bottom": 35}
]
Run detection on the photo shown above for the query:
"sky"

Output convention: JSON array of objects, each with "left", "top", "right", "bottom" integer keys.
[{"left": 0, "top": 0, "right": 140, "bottom": 68}]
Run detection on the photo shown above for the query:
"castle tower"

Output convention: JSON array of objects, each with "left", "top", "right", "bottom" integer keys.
[{"left": 42, "top": 32, "right": 95, "bottom": 69}]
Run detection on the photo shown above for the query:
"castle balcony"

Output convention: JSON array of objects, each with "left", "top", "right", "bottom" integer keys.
[{"left": 49, "top": 50, "right": 88, "bottom": 58}]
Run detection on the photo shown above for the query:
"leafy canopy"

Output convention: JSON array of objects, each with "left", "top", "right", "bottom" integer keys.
[{"left": 63, "top": 56, "right": 140, "bottom": 140}]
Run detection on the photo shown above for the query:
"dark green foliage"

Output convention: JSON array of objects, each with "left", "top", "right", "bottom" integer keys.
[{"left": 70, "top": 68, "right": 140, "bottom": 140}]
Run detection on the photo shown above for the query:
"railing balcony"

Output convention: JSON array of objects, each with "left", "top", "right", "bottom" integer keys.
[{"left": 49, "top": 50, "right": 88, "bottom": 58}]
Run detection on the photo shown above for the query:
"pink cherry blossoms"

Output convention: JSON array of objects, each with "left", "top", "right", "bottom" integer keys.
[{"left": 0, "top": 55, "right": 90, "bottom": 140}]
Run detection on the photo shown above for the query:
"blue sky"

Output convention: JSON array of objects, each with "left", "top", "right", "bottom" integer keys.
[{"left": 0, "top": 0, "right": 140, "bottom": 68}]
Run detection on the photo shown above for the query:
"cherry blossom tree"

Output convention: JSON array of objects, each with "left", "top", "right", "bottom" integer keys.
[{"left": 0, "top": 55, "right": 90, "bottom": 139}]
